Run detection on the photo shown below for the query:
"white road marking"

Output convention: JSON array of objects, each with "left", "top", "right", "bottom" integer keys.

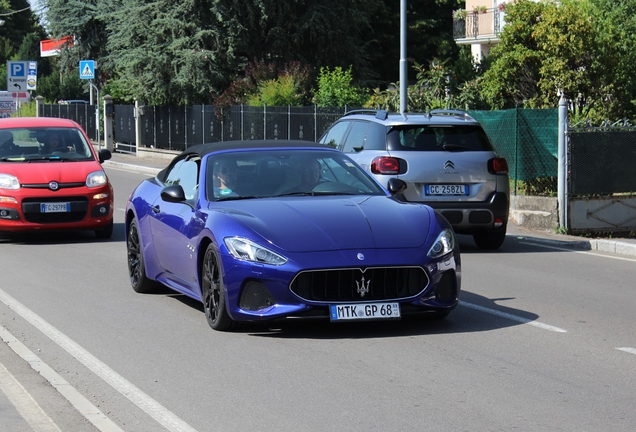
[
  {"left": 0, "top": 359, "right": 62, "bottom": 432},
  {"left": 617, "top": 347, "right": 636, "bottom": 355},
  {"left": 460, "top": 301, "right": 568, "bottom": 333},
  {"left": 520, "top": 241, "right": 636, "bottom": 262},
  {"left": 0, "top": 288, "right": 198, "bottom": 432}
]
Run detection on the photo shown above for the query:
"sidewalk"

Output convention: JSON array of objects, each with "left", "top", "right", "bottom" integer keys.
[{"left": 102, "top": 150, "right": 636, "bottom": 259}]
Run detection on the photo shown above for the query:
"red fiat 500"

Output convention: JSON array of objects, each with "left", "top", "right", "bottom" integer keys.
[{"left": 0, "top": 117, "right": 114, "bottom": 238}]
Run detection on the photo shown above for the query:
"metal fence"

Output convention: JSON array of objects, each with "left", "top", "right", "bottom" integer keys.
[
  {"left": 40, "top": 103, "right": 564, "bottom": 196},
  {"left": 117, "top": 104, "right": 350, "bottom": 152},
  {"left": 568, "top": 128, "right": 636, "bottom": 196},
  {"left": 471, "top": 108, "right": 559, "bottom": 195},
  {"left": 39, "top": 103, "right": 98, "bottom": 141}
]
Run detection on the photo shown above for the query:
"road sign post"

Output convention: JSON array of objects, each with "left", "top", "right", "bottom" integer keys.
[
  {"left": 7, "top": 61, "right": 27, "bottom": 92},
  {"left": 80, "top": 60, "right": 99, "bottom": 147}
]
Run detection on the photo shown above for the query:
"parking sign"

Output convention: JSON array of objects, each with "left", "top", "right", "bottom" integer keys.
[{"left": 7, "top": 61, "right": 27, "bottom": 91}]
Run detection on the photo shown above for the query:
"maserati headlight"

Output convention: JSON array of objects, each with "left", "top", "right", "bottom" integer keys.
[
  {"left": 427, "top": 228, "right": 456, "bottom": 259},
  {"left": 0, "top": 173, "right": 19, "bottom": 190},
  {"left": 224, "top": 237, "right": 287, "bottom": 266},
  {"left": 86, "top": 170, "right": 108, "bottom": 188}
]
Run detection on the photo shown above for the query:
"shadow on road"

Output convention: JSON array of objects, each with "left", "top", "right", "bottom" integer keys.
[
  {"left": 0, "top": 222, "right": 126, "bottom": 244},
  {"left": 163, "top": 288, "right": 543, "bottom": 340}
]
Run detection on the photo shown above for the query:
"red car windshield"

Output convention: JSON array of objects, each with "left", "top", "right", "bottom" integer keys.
[{"left": 0, "top": 127, "right": 95, "bottom": 162}]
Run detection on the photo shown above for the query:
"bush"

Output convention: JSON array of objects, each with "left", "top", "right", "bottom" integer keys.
[{"left": 313, "top": 66, "right": 368, "bottom": 107}]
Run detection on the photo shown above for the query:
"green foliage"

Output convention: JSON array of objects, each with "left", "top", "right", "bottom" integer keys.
[
  {"left": 16, "top": 32, "right": 53, "bottom": 77},
  {"left": 36, "top": 74, "right": 61, "bottom": 103},
  {"left": 43, "top": 0, "right": 112, "bottom": 79},
  {"left": 369, "top": 59, "right": 463, "bottom": 112},
  {"left": 249, "top": 67, "right": 311, "bottom": 107},
  {"left": 479, "top": 0, "right": 636, "bottom": 121},
  {"left": 513, "top": 177, "right": 558, "bottom": 197},
  {"left": 0, "top": 0, "right": 42, "bottom": 67},
  {"left": 11, "top": 100, "right": 36, "bottom": 117},
  {"left": 313, "top": 66, "right": 368, "bottom": 108},
  {"left": 58, "top": 73, "right": 89, "bottom": 101},
  {"left": 213, "top": 59, "right": 310, "bottom": 110}
]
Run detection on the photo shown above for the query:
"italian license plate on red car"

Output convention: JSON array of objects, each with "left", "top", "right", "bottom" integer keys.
[
  {"left": 330, "top": 303, "right": 401, "bottom": 321},
  {"left": 40, "top": 202, "right": 70, "bottom": 213},
  {"left": 425, "top": 184, "right": 468, "bottom": 196}
]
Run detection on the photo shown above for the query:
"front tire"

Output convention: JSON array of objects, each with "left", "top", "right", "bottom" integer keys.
[
  {"left": 127, "top": 219, "right": 157, "bottom": 293},
  {"left": 95, "top": 220, "right": 113, "bottom": 239},
  {"left": 473, "top": 225, "right": 507, "bottom": 250},
  {"left": 202, "top": 245, "right": 236, "bottom": 331}
]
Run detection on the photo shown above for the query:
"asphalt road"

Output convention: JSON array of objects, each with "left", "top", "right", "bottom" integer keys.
[{"left": 1, "top": 166, "right": 635, "bottom": 431}]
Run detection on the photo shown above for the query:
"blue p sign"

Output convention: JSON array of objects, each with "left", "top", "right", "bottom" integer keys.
[{"left": 11, "top": 63, "right": 25, "bottom": 77}]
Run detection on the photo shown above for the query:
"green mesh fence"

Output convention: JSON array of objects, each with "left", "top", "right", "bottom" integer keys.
[{"left": 469, "top": 108, "right": 559, "bottom": 195}]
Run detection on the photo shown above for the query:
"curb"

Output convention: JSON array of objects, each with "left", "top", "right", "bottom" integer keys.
[{"left": 103, "top": 161, "right": 161, "bottom": 176}]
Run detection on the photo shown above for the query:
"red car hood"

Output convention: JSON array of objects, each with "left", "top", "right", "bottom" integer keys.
[{"left": 0, "top": 160, "right": 103, "bottom": 183}]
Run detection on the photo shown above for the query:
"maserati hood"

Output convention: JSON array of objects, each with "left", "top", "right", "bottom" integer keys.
[{"left": 214, "top": 196, "right": 433, "bottom": 253}]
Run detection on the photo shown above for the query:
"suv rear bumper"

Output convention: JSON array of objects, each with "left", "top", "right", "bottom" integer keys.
[{"left": 417, "top": 192, "right": 509, "bottom": 234}]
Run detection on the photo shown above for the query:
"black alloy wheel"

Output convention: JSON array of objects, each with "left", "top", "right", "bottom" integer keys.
[
  {"left": 95, "top": 220, "right": 114, "bottom": 239},
  {"left": 202, "top": 245, "right": 236, "bottom": 331},
  {"left": 127, "top": 220, "right": 156, "bottom": 293},
  {"left": 472, "top": 225, "right": 507, "bottom": 250}
]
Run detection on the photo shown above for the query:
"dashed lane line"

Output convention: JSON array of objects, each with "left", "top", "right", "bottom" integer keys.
[
  {"left": 0, "top": 288, "right": 198, "bottom": 432},
  {"left": 460, "top": 301, "right": 568, "bottom": 333},
  {"left": 0, "top": 359, "right": 62, "bottom": 432}
]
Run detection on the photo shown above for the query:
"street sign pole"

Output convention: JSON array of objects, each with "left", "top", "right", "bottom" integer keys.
[
  {"left": 89, "top": 80, "right": 100, "bottom": 149},
  {"left": 79, "top": 60, "right": 98, "bottom": 147}
]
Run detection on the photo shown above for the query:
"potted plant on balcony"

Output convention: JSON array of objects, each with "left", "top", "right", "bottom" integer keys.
[
  {"left": 473, "top": 5, "right": 488, "bottom": 14},
  {"left": 453, "top": 9, "right": 468, "bottom": 20}
]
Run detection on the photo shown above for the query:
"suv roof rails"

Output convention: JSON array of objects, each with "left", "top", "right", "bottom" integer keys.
[
  {"left": 428, "top": 108, "right": 475, "bottom": 121},
  {"left": 344, "top": 109, "right": 389, "bottom": 120}
]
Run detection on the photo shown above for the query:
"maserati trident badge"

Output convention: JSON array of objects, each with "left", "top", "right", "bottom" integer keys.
[{"left": 356, "top": 275, "right": 370, "bottom": 297}]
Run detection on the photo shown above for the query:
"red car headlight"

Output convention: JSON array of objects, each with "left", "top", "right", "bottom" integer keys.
[
  {"left": 86, "top": 170, "right": 108, "bottom": 188},
  {"left": 0, "top": 173, "right": 20, "bottom": 190}
]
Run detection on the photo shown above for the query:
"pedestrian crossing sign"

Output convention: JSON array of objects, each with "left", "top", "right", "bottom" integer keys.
[{"left": 79, "top": 60, "right": 95, "bottom": 80}]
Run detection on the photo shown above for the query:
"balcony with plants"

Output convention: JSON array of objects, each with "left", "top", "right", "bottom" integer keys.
[{"left": 453, "top": 3, "right": 507, "bottom": 42}]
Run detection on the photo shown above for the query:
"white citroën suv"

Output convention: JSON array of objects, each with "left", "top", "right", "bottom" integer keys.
[{"left": 319, "top": 109, "right": 510, "bottom": 249}]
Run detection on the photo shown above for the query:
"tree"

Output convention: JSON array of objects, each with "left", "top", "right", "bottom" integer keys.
[
  {"left": 40, "top": 0, "right": 470, "bottom": 107},
  {"left": 365, "top": 0, "right": 461, "bottom": 86},
  {"left": 0, "top": 0, "right": 42, "bottom": 68},
  {"left": 43, "top": 0, "right": 113, "bottom": 80},
  {"left": 589, "top": 0, "right": 636, "bottom": 120},
  {"left": 313, "top": 66, "right": 368, "bottom": 107},
  {"left": 478, "top": 0, "right": 626, "bottom": 122}
]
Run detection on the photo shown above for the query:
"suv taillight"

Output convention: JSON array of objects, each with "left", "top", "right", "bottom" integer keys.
[
  {"left": 489, "top": 157, "right": 509, "bottom": 175},
  {"left": 371, "top": 156, "right": 400, "bottom": 174}
]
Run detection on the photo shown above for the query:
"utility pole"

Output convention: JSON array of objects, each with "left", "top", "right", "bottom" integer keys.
[{"left": 399, "top": 0, "right": 407, "bottom": 114}]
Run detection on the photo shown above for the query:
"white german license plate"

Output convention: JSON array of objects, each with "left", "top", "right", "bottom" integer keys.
[
  {"left": 330, "top": 303, "right": 400, "bottom": 321},
  {"left": 425, "top": 184, "right": 468, "bottom": 195},
  {"left": 41, "top": 202, "right": 70, "bottom": 213}
]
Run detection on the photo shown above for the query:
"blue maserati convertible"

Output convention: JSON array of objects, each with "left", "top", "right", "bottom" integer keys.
[{"left": 125, "top": 140, "right": 461, "bottom": 331}]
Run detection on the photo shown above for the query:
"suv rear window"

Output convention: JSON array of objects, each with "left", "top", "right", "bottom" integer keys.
[{"left": 387, "top": 125, "right": 494, "bottom": 152}]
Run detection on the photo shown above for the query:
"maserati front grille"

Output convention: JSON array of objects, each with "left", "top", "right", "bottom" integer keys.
[{"left": 290, "top": 267, "right": 429, "bottom": 302}]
